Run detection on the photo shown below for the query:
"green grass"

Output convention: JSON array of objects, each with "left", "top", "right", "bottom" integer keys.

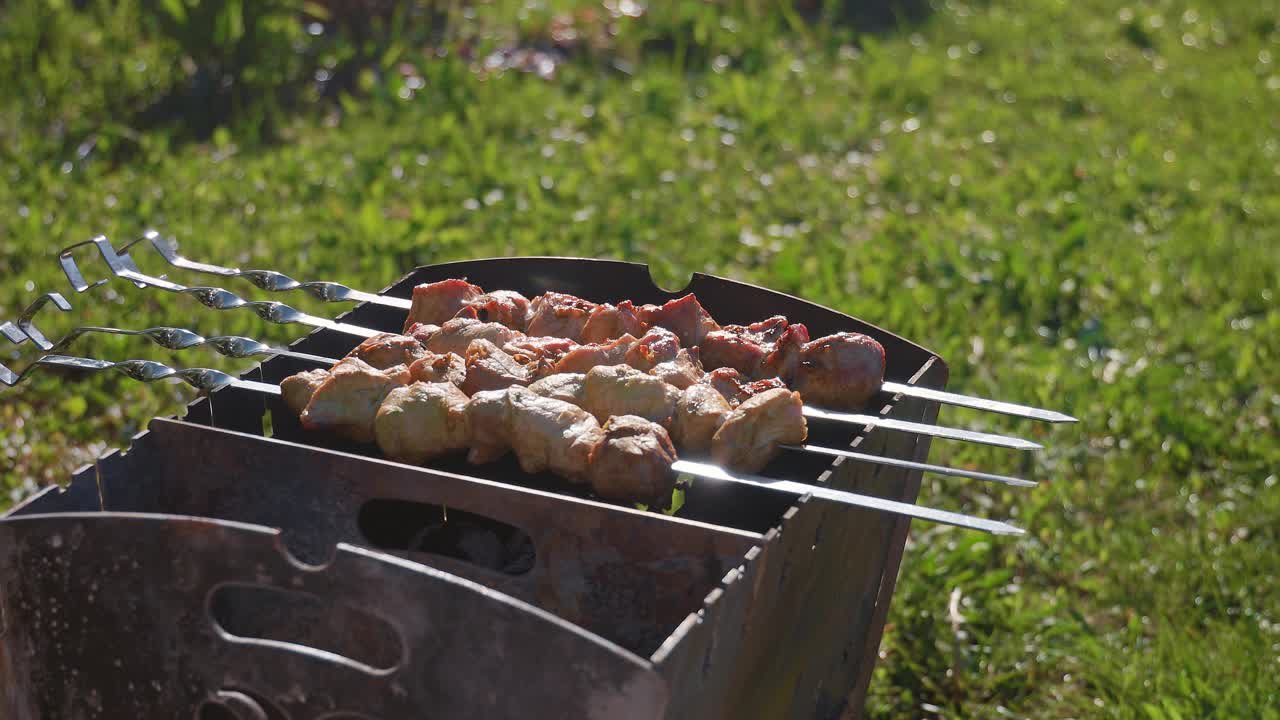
[{"left": 2, "top": 0, "right": 1278, "bottom": 716}]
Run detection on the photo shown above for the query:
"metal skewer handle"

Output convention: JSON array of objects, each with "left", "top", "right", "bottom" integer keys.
[
  {"left": 118, "top": 230, "right": 412, "bottom": 310},
  {"left": 57, "top": 236, "right": 381, "bottom": 338}
]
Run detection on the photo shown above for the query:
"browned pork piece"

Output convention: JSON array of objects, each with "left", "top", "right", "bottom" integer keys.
[
  {"left": 794, "top": 332, "right": 886, "bottom": 409},
  {"left": 456, "top": 290, "right": 532, "bottom": 331},
  {"left": 699, "top": 316, "right": 810, "bottom": 382},
  {"left": 405, "top": 322, "right": 441, "bottom": 346},
  {"left": 526, "top": 291, "right": 598, "bottom": 340},
  {"left": 587, "top": 415, "right": 679, "bottom": 506},
  {"left": 404, "top": 278, "right": 484, "bottom": 330},
  {"left": 582, "top": 365, "right": 682, "bottom": 425},
  {"left": 502, "top": 335, "right": 578, "bottom": 368},
  {"left": 300, "top": 357, "right": 410, "bottom": 443},
  {"left": 551, "top": 333, "right": 639, "bottom": 374},
  {"left": 423, "top": 317, "right": 522, "bottom": 357},
  {"left": 700, "top": 367, "right": 787, "bottom": 406},
  {"left": 648, "top": 348, "right": 703, "bottom": 390},
  {"left": 637, "top": 294, "right": 720, "bottom": 347},
  {"left": 345, "top": 332, "right": 428, "bottom": 370},
  {"left": 710, "top": 387, "right": 808, "bottom": 473},
  {"left": 670, "top": 383, "right": 731, "bottom": 453},
  {"left": 462, "top": 339, "right": 532, "bottom": 395},
  {"left": 623, "top": 326, "right": 681, "bottom": 370},
  {"left": 374, "top": 381, "right": 471, "bottom": 464},
  {"left": 527, "top": 372, "right": 586, "bottom": 405},
  {"left": 580, "top": 300, "right": 647, "bottom": 343},
  {"left": 463, "top": 386, "right": 604, "bottom": 482},
  {"left": 408, "top": 351, "right": 467, "bottom": 387},
  {"left": 281, "top": 368, "right": 330, "bottom": 416}
]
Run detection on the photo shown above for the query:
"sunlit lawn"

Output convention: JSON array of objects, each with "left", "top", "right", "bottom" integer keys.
[{"left": 1, "top": 0, "right": 1278, "bottom": 716}]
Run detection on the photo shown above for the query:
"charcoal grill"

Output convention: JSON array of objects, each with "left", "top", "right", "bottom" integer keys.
[{"left": 3, "top": 256, "right": 963, "bottom": 719}]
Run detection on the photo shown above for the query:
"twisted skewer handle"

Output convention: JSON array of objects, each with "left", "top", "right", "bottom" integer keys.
[
  {"left": 118, "top": 230, "right": 411, "bottom": 309},
  {"left": 57, "top": 236, "right": 381, "bottom": 338},
  {"left": 0, "top": 353, "right": 280, "bottom": 395}
]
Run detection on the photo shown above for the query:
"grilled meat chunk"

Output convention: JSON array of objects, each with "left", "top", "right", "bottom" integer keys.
[
  {"left": 280, "top": 368, "right": 330, "bottom": 416},
  {"left": 405, "top": 279, "right": 484, "bottom": 330},
  {"left": 407, "top": 351, "right": 467, "bottom": 388},
  {"left": 457, "top": 290, "right": 531, "bottom": 331},
  {"left": 711, "top": 387, "right": 807, "bottom": 473},
  {"left": 502, "top": 336, "right": 578, "bottom": 368},
  {"left": 527, "top": 372, "right": 586, "bottom": 405},
  {"left": 648, "top": 348, "right": 703, "bottom": 390},
  {"left": 700, "top": 367, "right": 786, "bottom": 406},
  {"left": 552, "top": 333, "right": 639, "bottom": 375},
  {"left": 424, "top": 317, "right": 522, "bottom": 357},
  {"left": 580, "top": 301, "right": 647, "bottom": 343},
  {"left": 623, "top": 326, "right": 681, "bottom": 370},
  {"left": 526, "top": 291, "right": 597, "bottom": 340},
  {"left": 794, "top": 332, "right": 886, "bottom": 409},
  {"left": 637, "top": 294, "right": 720, "bottom": 347},
  {"left": 760, "top": 323, "right": 810, "bottom": 382},
  {"left": 700, "top": 316, "right": 810, "bottom": 382},
  {"left": 374, "top": 382, "right": 471, "bottom": 464},
  {"left": 670, "top": 383, "right": 731, "bottom": 453},
  {"left": 587, "top": 416, "right": 678, "bottom": 506},
  {"left": 507, "top": 387, "right": 604, "bottom": 482},
  {"left": 461, "top": 339, "right": 531, "bottom": 396},
  {"left": 582, "top": 365, "right": 682, "bottom": 425},
  {"left": 300, "top": 358, "right": 409, "bottom": 443},
  {"left": 345, "top": 333, "right": 427, "bottom": 370}
]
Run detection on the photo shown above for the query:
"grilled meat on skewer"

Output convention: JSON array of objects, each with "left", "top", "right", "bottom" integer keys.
[
  {"left": 794, "top": 332, "right": 886, "bottom": 408},
  {"left": 636, "top": 294, "right": 720, "bottom": 347},
  {"left": 456, "top": 289, "right": 531, "bottom": 331},
  {"left": 281, "top": 368, "right": 330, "bottom": 416},
  {"left": 670, "top": 383, "right": 732, "bottom": 452},
  {"left": 648, "top": 348, "right": 703, "bottom": 389},
  {"left": 580, "top": 300, "right": 646, "bottom": 343},
  {"left": 700, "top": 368, "right": 787, "bottom": 406},
  {"left": 300, "top": 357, "right": 410, "bottom": 443},
  {"left": 421, "top": 317, "right": 522, "bottom": 357},
  {"left": 711, "top": 388, "right": 807, "bottom": 473},
  {"left": 346, "top": 332, "right": 429, "bottom": 370},
  {"left": 404, "top": 278, "right": 484, "bottom": 330},
  {"left": 552, "top": 333, "right": 640, "bottom": 374},
  {"left": 408, "top": 351, "right": 467, "bottom": 387},
  {"left": 502, "top": 335, "right": 578, "bottom": 367},
  {"left": 462, "top": 339, "right": 533, "bottom": 395},
  {"left": 527, "top": 372, "right": 586, "bottom": 405},
  {"left": 526, "top": 291, "right": 598, "bottom": 340},
  {"left": 375, "top": 381, "right": 471, "bottom": 464},
  {"left": 582, "top": 365, "right": 682, "bottom": 425},
  {"left": 588, "top": 415, "right": 679, "bottom": 506}
]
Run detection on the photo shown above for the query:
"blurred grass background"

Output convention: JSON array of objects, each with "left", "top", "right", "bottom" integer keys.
[{"left": 1, "top": 0, "right": 1278, "bottom": 717}]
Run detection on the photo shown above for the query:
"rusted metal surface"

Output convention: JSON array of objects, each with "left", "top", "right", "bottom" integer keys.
[{"left": 0, "top": 513, "right": 668, "bottom": 720}]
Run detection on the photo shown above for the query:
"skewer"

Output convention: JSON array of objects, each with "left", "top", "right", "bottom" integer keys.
[
  {"left": 58, "top": 236, "right": 382, "bottom": 338},
  {"left": 54, "top": 239, "right": 1043, "bottom": 451},
  {"left": 107, "top": 233, "right": 1074, "bottom": 424},
  {"left": 4, "top": 308, "right": 1036, "bottom": 489},
  {"left": 0, "top": 351, "right": 1023, "bottom": 536},
  {"left": 117, "top": 230, "right": 413, "bottom": 310}
]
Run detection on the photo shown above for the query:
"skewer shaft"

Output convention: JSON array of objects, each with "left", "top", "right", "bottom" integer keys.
[
  {"left": 671, "top": 460, "right": 1023, "bottom": 535},
  {"left": 882, "top": 381, "right": 1076, "bottom": 423},
  {"left": 801, "top": 406, "right": 1041, "bottom": 450},
  {"left": 783, "top": 444, "right": 1034, "bottom": 487}
]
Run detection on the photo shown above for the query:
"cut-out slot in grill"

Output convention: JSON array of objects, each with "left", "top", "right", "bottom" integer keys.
[{"left": 359, "top": 498, "right": 536, "bottom": 576}]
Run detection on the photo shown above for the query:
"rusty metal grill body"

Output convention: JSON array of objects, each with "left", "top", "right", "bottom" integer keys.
[{"left": 1, "top": 257, "right": 947, "bottom": 719}]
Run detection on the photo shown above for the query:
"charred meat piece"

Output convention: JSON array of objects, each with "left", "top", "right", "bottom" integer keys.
[
  {"left": 623, "top": 326, "right": 681, "bottom": 370},
  {"left": 408, "top": 351, "right": 467, "bottom": 388},
  {"left": 649, "top": 348, "right": 704, "bottom": 390},
  {"left": 582, "top": 365, "right": 682, "bottom": 425},
  {"left": 552, "top": 333, "right": 639, "bottom": 374},
  {"left": 526, "top": 291, "right": 597, "bottom": 340},
  {"left": 405, "top": 322, "right": 441, "bottom": 346},
  {"left": 794, "top": 332, "right": 886, "bottom": 409},
  {"left": 759, "top": 323, "right": 810, "bottom": 382},
  {"left": 587, "top": 416, "right": 679, "bottom": 507},
  {"left": 300, "top": 358, "right": 409, "bottom": 443},
  {"left": 424, "top": 316, "right": 522, "bottom": 357},
  {"left": 711, "top": 387, "right": 808, "bottom": 473},
  {"left": 527, "top": 372, "right": 586, "bottom": 405},
  {"left": 345, "top": 332, "right": 427, "bottom": 370},
  {"left": 670, "top": 383, "right": 731, "bottom": 453},
  {"left": 700, "top": 367, "right": 786, "bottom": 407},
  {"left": 280, "top": 368, "right": 330, "bottom": 416},
  {"left": 637, "top": 294, "right": 720, "bottom": 347},
  {"left": 507, "top": 387, "right": 605, "bottom": 483},
  {"left": 580, "top": 300, "right": 647, "bottom": 343},
  {"left": 462, "top": 339, "right": 531, "bottom": 396},
  {"left": 404, "top": 279, "right": 484, "bottom": 330},
  {"left": 458, "top": 290, "right": 531, "bottom": 331},
  {"left": 374, "top": 382, "right": 471, "bottom": 464}
]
